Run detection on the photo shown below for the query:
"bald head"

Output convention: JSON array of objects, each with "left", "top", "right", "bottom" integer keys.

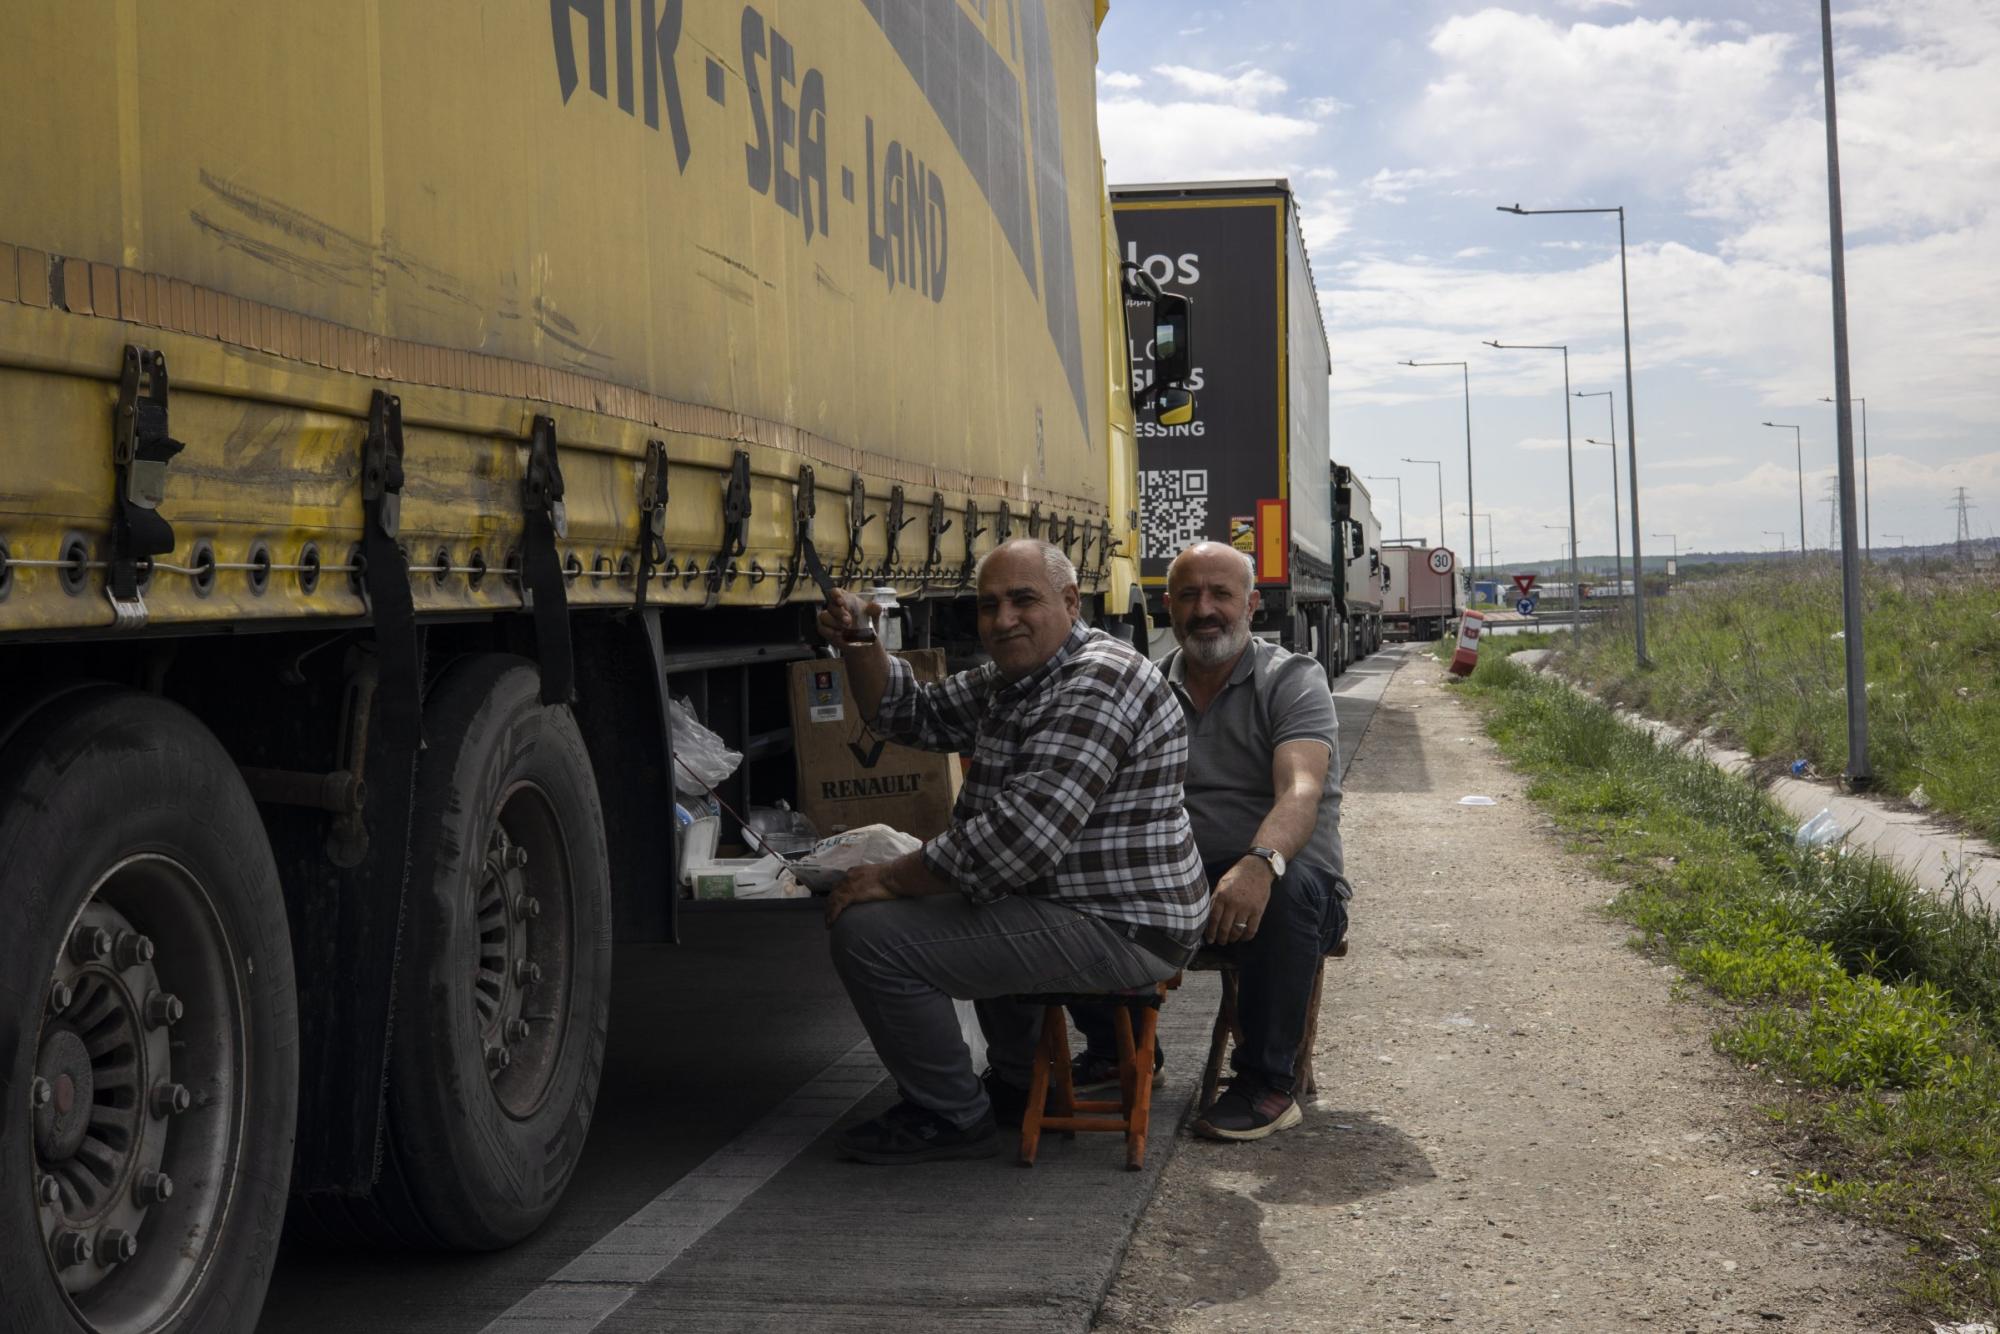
[
  {"left": 1166, "top": 541, "right": 1259, "bottom": 670},
  {"left": 1167, "top": 541, "right": 1255, "bottom": 595},
  {"left": 975, "top": 539, "right": 1083, "bottom": 680}
]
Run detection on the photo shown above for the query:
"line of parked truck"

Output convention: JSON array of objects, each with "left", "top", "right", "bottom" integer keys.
[{"left": 1111, "top": 180, "right": 1456, "bottom": 667}]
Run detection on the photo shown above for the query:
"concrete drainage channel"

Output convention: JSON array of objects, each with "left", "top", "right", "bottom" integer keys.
[{"left": 1511, "top": 650, "right": 2000, "bottom": 913}]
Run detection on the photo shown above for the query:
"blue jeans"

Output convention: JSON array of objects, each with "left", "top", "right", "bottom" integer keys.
[{"left": 1074, "top": 859, "right": 1346, "bottom": 1095}]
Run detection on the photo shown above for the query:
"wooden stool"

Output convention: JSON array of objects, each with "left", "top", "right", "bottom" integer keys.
[
  {"left": 1189, "top": 938, "right": 1348, "bottom": 1113},
  {"left": 1013, "top": 982, "right": 1171, "bottom": 1170}
]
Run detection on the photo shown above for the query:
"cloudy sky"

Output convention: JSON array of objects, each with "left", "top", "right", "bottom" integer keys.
[{"left": 1094, "top": 0, "right": 2000, "bottom": 569}]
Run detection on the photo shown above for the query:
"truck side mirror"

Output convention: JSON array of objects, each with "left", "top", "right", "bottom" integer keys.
[
  {"left": 1121, "top": 263, "right": 1196, "bottom": 419},
  {"left": 1150, "top": 293, "right": 1192, "bottom": 389}
]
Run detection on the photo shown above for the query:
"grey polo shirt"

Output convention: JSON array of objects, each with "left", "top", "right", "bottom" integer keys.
[{"left": 1164, "top": 637, "right": 1347, "bottom": 896}]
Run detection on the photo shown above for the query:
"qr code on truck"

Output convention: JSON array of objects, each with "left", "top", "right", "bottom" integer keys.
[{"left": 1139, "top": 469, "right": 1209, "bottom": 561}]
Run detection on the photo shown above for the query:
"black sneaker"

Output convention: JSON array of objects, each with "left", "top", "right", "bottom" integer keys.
[
  {"left": 837, "top": 1100, "right": 1000, "bottom": 1164},
  {"left": 982, "top": 1070, "right": 1030, "bottom": 1131},
  {"left": 1192, "top": 1077, "right": 1302, "bottom": 1142},
  {"left": 1070, "top": 1042, "right": 1167, "bottom": 1095}
]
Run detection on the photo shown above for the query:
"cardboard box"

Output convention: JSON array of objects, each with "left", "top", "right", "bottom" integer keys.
[{"left": 790, "top": 651, "right": 957, "bottom": 840}]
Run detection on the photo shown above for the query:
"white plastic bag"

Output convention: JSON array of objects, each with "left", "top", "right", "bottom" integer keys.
[
  {"left": 806, "top": 823, "right": 923, "bottom": 869},
  {"left": 669, "top": 697, "right": 741, "bottom": 796},
  {"left": 1794, "top": 808, "right": 1846, "bottom": 851}
]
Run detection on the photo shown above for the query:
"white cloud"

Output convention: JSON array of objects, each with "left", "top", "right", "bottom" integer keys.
[
  {"left": 1646, "top": 455, "right": 1740, "bottom": 471},
  {"left": 1100, "top": 93, "right": 1321, "bottom": 181},
  {"left": 1099, "top": 59, "right": 1341, "bottom": 244},
  {"left": 1334, "top": 4, "right": 2000, "bottom": 439},
  {"left": 1302, "top": 95, "right": 1351, "bottom": 118},
  {"left": 1152, "top": 64, "right": 1287, "bottom": 106},
  {"left": 1407, "top": 11, "right": 1794, "bottom": 190},
  {"left": 1096, "top": 69, "right": 1143, "bottom": 91},
  {"left": 1365, "top": 165, "right": 1460, "bottom": 204}
]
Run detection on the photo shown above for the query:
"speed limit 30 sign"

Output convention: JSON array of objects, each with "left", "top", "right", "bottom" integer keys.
[{"left": 1427, "top": 548, "right": 1455, "bottom": 575}]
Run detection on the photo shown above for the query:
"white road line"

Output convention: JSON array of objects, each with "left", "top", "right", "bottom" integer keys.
[{"left": 480, "top": 1041, "right": 885, "bottom": 1334}]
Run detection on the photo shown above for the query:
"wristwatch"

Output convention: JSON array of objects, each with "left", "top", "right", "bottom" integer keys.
[{"left": 1246, "top": 846, "right": 1286, "bottom": 878}]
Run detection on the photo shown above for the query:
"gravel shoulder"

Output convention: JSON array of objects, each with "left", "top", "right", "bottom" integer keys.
[{"left": 1097, "top": 647, "right": 1914, "bottom": 1333}]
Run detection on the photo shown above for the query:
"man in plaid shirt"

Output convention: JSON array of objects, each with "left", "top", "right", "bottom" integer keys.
[{"left": 818, "top": 538, "right": 1206, "bottom": 1164}]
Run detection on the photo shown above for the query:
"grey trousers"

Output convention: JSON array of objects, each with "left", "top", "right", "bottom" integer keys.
[{"left": 829, "top": 893, "right": 1181, "bottom": 1129}]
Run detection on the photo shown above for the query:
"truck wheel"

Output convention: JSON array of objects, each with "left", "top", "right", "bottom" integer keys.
[
  {"left": 381, "top": 655, "right": 611, "bottom": 1250},
  {"left": 0, "top": 690, "right": 297, "bottom": 1334}
]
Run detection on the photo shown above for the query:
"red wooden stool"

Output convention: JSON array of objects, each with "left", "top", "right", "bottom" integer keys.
[
  {"left": 1013, "top": 981, "right": 1172, "bottom": 1170},
  {"left": 1189, "top": 938, "right": 1348, "bottom": 1113}
]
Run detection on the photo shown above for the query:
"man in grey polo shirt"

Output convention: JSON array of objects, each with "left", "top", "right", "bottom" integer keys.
[{"left": 1074, "top": 539, "right": 1348, "bottom": 1139}]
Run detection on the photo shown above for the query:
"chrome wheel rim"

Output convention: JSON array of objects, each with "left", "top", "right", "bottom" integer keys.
[
  {"left": 34, "top": 855, "right": 245, "bottom": 1334},
  {"left": 471, "top": 782, "right": 574, "bottom": 1120}
]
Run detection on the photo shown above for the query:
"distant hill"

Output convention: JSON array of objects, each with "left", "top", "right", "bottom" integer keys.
[{"left": 1486, "top": 537, "right": 1999, "bottom": 582}]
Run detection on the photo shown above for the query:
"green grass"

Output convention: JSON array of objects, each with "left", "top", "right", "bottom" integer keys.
[
  {"left": 1451, "top": 647, "right": 2000, "bottom": 1319},
  {"left": 1563, "top": 560, "right": 2000, "bottom": 843}
]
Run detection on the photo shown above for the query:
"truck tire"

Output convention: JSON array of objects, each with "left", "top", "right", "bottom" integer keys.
[
  {"left": 0, "top": 689, "right": 298, "bottom": 1334},
  {"left": 376, "top": 655, "right": 611, "bottom": 1251}
]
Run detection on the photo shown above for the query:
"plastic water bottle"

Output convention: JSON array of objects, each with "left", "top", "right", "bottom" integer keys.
[{"left": 867, "top": 586, "right": 904, "bottom": 650}]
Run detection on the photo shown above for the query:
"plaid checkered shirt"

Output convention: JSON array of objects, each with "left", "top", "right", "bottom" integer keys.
[{"left": 872, "top": 621, "right": 1209, "bottom": 947}]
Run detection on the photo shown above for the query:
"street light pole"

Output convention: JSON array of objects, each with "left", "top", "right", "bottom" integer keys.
[
  {"left": 1762, "top": 422, "right": 1807, "bottom": 556},
  {"left": 1400, "top": 359, "right": 1477, "bottom": 612},
  {"left": 1476, "top": 511, "right": 1497, "bottom": 582},
  {"left": 1541, "top": 525, "right": 1571, "bottom": 611},
  {"left": 1577, "top": 388, "right": 1622, "bottom": 595},
  {"left": 1499, "top": 202, "right": 1648, "bottom": 664},
  {"left": 1364, "top": 475, "right": 1405, "bottom": 542},
  {"left": 1820, "top": 395, "right": 1870, "bottom": 556},
  {"left": 1764, "top": 529, "right": 1787, "bottom": 555},
  {"left": 1818, "top": 0, "right": 1870, "bottom": 787},
  {"left": 1401, "top": 456, "right": 1447, "bottom": 563},
  {"left": 1651, "top": 532, "right": 1678, "bottom": 565},
  {"left": 1584, "top": 437, "right": 1622, "bottom": 599},
  {"left": 1487, "top": 340, "right": 1581, "bottom": 643}
]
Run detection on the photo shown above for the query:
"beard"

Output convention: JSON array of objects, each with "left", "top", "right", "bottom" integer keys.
[{"left": 1178, "top": 618, "right": 1252, "bottom": 668}]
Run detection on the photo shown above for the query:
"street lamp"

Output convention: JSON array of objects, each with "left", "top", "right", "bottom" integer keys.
[
  {"left": 1364, "top": 475, "right": 1405, "bottom": 542},
  {"left": 1474, "top": 511, "right": 1497, "bottom": 582},
  {"left": 1577, "top": 386, "right": 1623, "bottom": 596},
  {"left": 1819, "top": 395, "right": 1870, "bottom": 554},
  {"left": 1498, "top": 201, "right": 1648, "bottom": 664},
  {"left": 1400, "top": 456, "right": 1448, "bottom": 566},
  {"left": 1540, "top": 525, "right": 1574, "bottom": 627},
  {"left": 1762, "top": 421, "right": 1807, "bottom": 557},
  {"left": 1487, "top": 339, "right": 1581, "bottom": 641},
  {"left": 1399, "top": 359, "right": 1477, "bottom": 609},
  {"left": 1652, "top": 532, "right": 1678, "bottom": 576},
  {"left": 1763, "top": 529, "right": 1787, "bottom": 555},
  {"left": 1583, "top": 438, "right": 1623, "bottom": 598}
]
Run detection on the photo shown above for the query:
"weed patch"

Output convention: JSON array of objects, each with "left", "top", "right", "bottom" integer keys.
[
  {"left": 1563, "top": 561, "right": 2000, "bottom": 843},
  {"left": 1451, "top": 657, "right": 2000, "bottom": 1321}
]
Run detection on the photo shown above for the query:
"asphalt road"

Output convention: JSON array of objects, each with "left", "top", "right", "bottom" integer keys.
[{"left": 256, "top": 648, "right": 1403, "bottom": 1334}]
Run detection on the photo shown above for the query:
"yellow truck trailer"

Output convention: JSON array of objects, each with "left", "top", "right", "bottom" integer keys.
[{"left": 0, "top": 4, "right": 1191, "bottom": 1328}]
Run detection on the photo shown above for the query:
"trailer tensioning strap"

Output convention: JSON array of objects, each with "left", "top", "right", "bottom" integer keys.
[
  {"left": 360, "top": 390, "right": 423, "bottom": 748},
  {"left": 634, "top": 439, "right": 669, "bottom": 611},
  {"left": 521, "top": 415, "right": 575, "bottom": 705},
  {"left": 108, "top": 345, "right": 185, "bottom": 629}
]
